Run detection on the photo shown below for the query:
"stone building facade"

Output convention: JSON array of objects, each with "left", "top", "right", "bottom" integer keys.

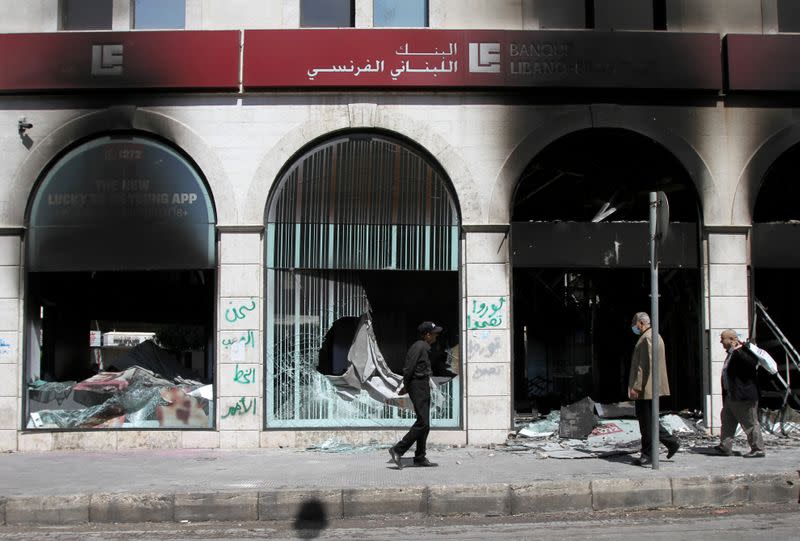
[{"left": 0, "top": 0, "right": 798, "bottom": 452}]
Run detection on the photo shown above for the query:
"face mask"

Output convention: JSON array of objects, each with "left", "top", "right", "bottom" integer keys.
[{"left": 631, "top": 325, "right": 641, "bottom": 336}]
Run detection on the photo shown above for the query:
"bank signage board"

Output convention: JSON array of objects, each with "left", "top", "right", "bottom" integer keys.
[
  {"left": 726, "top": 34, "right": 800, "bottom": 91},
  {"left": 0, "top": 29, "right": 720, "bottom": 92},
  {"left": 0, "top": 31, "right": 239, "bottom": 92},
  {"left": 244, "top": 29, "right": 721, "bottom": 90}
]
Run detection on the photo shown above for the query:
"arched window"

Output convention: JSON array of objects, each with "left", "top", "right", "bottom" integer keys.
[
  {"left": 265, "top": 132, "right": 460, "bottom": 428},
  {"left": 751, "top": 142, "right": 800, "bottom": 409},
  {"left": 510, "top": 128, "right": 702, "bottom": 414},
  {"left": 24, "top": 134, "right": 216, "bottom": 430}
]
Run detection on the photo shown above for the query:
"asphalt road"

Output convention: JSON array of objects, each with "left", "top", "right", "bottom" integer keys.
[{"left": 0, "top": 503, "right": 796, "bottom": 540}]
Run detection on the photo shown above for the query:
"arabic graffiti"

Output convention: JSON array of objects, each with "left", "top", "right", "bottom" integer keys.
[
  {"left": 467, "top": 332, "right": 502, "bottom": 358},
  {"left": 473, "top": 366, "right": 501, "bottom": 379},
  {"left": 224, "top": 299, "right": 257, "bottom": 323},
  {"left": 466, "top": 297, "right": 507, "bottom": 330},
  {"left": 220, "top": 397, "right": 257, "bottom": 419},
  {"left": 221, "top": 330, "right": 256, "bottom": 349},
  {"left": 307, "top": 41, "right": 458, "bottom": 81},
  {"left": 233, "top": 364, "right": 256, "bottom": 384}
]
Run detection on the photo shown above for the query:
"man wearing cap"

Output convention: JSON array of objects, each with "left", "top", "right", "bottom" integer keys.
[{"left": 388, "top": 321, "right": 441, "bottom": 469}]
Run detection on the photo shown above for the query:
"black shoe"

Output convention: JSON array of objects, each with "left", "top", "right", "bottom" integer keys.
[
  {"left": 666, "top": 442, "right": 680, "bottom": 459},
  {"left": 713, "top": 445, "right": 732, "bottom": 457},
  {"left": 635, "top": 454, "right": 651, "bottom": 466},
  {"left": 413, "top": 458, "right": 438, "bottom": 467},
  {"left": 742, "top": 450, "right": 765, "bottom": 458},
  {"left": 389, "top": 447, "right": 403, "bottom": 469}
]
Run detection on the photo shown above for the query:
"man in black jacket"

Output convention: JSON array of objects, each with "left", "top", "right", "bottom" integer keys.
[
  {"left": 717, "top": 329, "right": 765, "bottom": 458},
  {"left": 388, "top": 321, "right": 442, "bottom": 469}
]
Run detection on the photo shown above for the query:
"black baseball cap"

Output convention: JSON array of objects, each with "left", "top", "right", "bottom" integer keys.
[{"left": 418, "top": 321, "right": 443, "bottom": 334}]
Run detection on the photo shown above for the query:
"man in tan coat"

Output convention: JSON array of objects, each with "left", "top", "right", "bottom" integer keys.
[{"left": 628, "top": 312, "right": 680, "bottom": 466}]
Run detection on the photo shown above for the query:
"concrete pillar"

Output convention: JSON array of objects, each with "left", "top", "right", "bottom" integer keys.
[
  {"left": 217, "top": 230, "right": 263, "bottom": 449},
  {"left": 0, "top": 235, "right": 21, "bottom": 451},
  {"left": 463, "top": 227, "right": 512, "bottom": 445},
  {"left": 704, "top": 229, "right": 750, "bottom": 435}
]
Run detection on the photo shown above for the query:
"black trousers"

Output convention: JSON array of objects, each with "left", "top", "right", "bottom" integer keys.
[
  {"left": 395, "top": 378, "right": 431, "bottom": 459},
  {"left": 635, "top": 399, "right": 679, "bottom": 456}
]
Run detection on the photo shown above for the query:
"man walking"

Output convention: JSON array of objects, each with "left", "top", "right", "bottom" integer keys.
[
  {"left": 716, "top": 329, "right": 765, "bottom": 458},
  {"left": 389, "top": 321, "right": 441, "bottom": 469},
  {"left": 628, "top": 312, "right": 680, "bottom": 466}
]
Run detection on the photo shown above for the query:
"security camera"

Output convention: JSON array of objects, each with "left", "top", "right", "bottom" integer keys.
[{"left": 18, "top": 117, "right": 33, "bottom": 135}]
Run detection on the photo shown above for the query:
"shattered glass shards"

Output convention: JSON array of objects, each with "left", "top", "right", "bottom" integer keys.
[
  {"left": 517, "top": 411, "right": 560, "bottom": 438},
  {"left": 27, "top": 366, "right": 213, "bottom": 429},
  {"left": 306, "top": 437, "right": 391, "bottom": 454}
]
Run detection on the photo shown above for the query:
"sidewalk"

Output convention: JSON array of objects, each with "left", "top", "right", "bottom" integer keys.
[{"left": 0, "top": 441, "right": 797, "bottom": 525}]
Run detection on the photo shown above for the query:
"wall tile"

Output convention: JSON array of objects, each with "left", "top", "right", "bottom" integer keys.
[
  {"left": 219, "top": 297, "right": 260, "bottom": 330},
  {"left": 219, "top": 363, "right": 261, "bottom": 396},
  {"left": 467, "top": 362, "right": 510, "bottom": 397},
  {"left": 220, "top": 233, "right": 262, "bottom": 264},
  {"left": 218, "top": 330, "right": 261, "bottom": 364},
  {"left": 219, "top": 265, "right": 261, "bottom": 297},
  {"left": 465, "top": 264, "right": 509, "bottom": 297},
  {"left": 465, "top": 232, "right": 509, "bottom": 264},
  {"left": 467, "top": 395, "right": 510, "bottom": 431}
]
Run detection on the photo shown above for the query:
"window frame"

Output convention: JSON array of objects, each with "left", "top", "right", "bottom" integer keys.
[
  {"left": 300, "top": 0, "right": 355, "bottom": 28},
  {"left": 133, "top": 0, "right": 186, "bottom": 30},
  {"left": 372, "top": 0, "right": 429, "bottom": 28},
  {"left": 60, "top": 0, "right": 114, "bottom": 31}
]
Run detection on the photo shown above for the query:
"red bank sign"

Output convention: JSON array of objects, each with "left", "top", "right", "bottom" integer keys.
[
  {"left": 0, "top": 29, "right": 721, "bottom": 92},
  {"left": 243, "top": 29, "right": 721, "bottom": 90},
  {"left": 0, "top": 31, "right": 239, "bottom": 91}
]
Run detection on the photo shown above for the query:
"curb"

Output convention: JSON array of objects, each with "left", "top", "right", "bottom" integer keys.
[{"left": 1, "top": 472, "right": 797, "bottom": 526}]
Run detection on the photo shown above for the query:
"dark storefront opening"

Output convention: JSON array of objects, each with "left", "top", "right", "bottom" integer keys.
[
  {"left": 751, "top": 141, "right": 800, "bottom": 410},
  {"left": 24, "top": 134, "right": 217, "bottom": 430},
  {"left": 511, "top": 128, "right": 702, "bottom": 415},
  {"left": 316, "top": 270, "right": 458, "bottom": 378}
]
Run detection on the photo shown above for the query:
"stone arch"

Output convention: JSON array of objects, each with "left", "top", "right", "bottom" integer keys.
[
  {"left": 732, "top": 123, "right": 800, "bottom": 225},
  {"left": 242, "top": 103, "right": 481, "bottom": 224},
  {"left": 9, "top": 106, "right": 236, "bottom": 226},
  {"left": 488, "top": 107, "right": 716, "bottom": 224}
]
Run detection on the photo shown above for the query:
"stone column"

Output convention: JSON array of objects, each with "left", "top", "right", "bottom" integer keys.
[
  {"left": 216, "top": 230, "right": 263, "bottom": 449},
  {"left": 0, "top": 235, "right": 21, "bottom": 451},
  {"left": 705, "top": 229, "right": 750, "bottom": 435},
  {"left": 463, "top": 227, "right": 512, "bottom": 445}
]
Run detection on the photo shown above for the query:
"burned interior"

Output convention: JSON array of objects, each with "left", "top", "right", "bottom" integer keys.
[
  {"left": 265, "top": 132, "right": 460, "bottom": 428},
  {"left": 751, "top": 141, "right": 800, "bottom": 410},
  {"left": 24, "top": 135, "right": 216, "bottom": 430},
  {"left": 510, "top": 128, "right": 703, "bottom": 416}
]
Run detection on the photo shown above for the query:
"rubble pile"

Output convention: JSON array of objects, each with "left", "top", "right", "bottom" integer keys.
[{"left": 504, "top": 398, "right": 800, "bottom": 459}]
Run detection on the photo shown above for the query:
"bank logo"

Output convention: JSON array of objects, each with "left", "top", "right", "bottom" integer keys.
[
  {"left": 91, "top": 44, "right": 124, "bottom": 76},
  {"left": 469, "top": 42, "right": 501, "bottom": 73}
]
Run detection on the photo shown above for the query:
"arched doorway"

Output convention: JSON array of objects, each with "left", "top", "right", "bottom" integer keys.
[
  {"left": 24, "top": 134, "right": 217, "bottom": 430},
  {"left": 510, "top": 128, "right": 702, "bottom": 415},
  {"left": 751, "top": 141, "right": 800, "bottom": 409},
  {"left": 265, "top": 132, "right": 461, "bottom": 428}
]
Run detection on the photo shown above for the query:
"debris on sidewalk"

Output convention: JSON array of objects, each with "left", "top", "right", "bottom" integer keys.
[
  {"left": 517, "top": 411, "right": 559, "bottom": 438},
  {"left": 505, "top": 398, "right": 721, "bottom": 458},
  {"left": 306, "top": 437, "right": 391, "bottom": 453},
  {"left": 558, "top": 397, "right": 596, "bottom": 439},
  {"left": 594, "top": 402, "right": 636, "bottom": 418}
]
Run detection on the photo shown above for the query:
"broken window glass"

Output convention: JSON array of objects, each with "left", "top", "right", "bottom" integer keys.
[
  {"left": 25, "top": 136, "right": 216, "bottom": 430},
  {"left": 265, "top": 133, "right": 460, "bottom": 428}
]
